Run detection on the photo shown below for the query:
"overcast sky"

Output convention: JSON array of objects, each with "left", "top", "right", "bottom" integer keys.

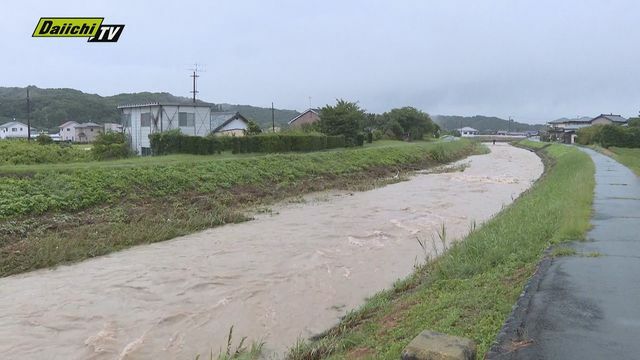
[{"left": 2, "top": 1, "right": 640, "bottom": 123}]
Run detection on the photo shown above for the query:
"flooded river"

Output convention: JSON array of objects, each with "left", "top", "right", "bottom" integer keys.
[{"left": 0, "top": 143, "right": 542, "bottom": 359}]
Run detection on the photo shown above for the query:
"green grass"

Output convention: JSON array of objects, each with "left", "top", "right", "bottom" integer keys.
[
  {"left": 287, "top": 141, "right": 595, "bottom": 359},
  {"left": 0, "top": 139, "right": 482, "bottom": 277},
  {"left": 606, "top": 147, "right": 640, "bottom": 176}
]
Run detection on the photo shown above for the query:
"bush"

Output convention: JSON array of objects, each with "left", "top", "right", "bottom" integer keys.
[
  {"left": 92, "top": 131, "right": 132, "bottom": 160},
  {"left": 372, "top": 129, "right": 384, "bottom": 141},
  {"left": 36, "top": 134, "right": 53, "bottom": 145},
  {"left": 354, "top": 133, "right": 365, "bottom": 147},
  {"left": 577, "top": 124, "right": 640, "bottom": 148},
  {"left": 366, "top": 131, "right": 373, "bottom": 143},
  {"left": 231, "top": 133, "right": 346, "bottom": 154},
  {"left": 0, "top": 140, "right": 93, "bottom": 165},
  {"left": 149, "top": 130, "right": 232, "bottom": 155}
]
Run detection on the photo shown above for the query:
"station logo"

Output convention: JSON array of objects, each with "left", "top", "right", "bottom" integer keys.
[{"left": 32, "top": 17, "right": 124, "bottom": 42}]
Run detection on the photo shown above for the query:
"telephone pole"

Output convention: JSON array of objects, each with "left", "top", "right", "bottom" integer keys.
[
  {"left": 271, "top": 102, "right": 275, "bottom": 133},
  {"left": 189, "top": 63, "right": 204, "bottom": 103},
  {"left": 26, "top": 86, "right": 31, "bottom": 142}
]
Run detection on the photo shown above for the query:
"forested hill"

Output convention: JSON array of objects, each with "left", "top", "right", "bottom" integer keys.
[
  {"left": 0, "top": 87, "right": 300, "bottom": 131},
  {"left": 434, "top": 115, "right": 546, "bottom": 132}
]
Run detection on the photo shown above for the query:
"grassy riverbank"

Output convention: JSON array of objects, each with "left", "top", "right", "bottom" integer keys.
[
  {"left": 601, "top": 147, "right": 640, "bottom": 176},
  {"left": 0, "top": 140, "right": 482, "bottom": 277},
  {"left": 287, "top": 141, "right": 595, "bottom": 359}
]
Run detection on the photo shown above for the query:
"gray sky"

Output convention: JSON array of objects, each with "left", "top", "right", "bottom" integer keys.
[{"left": 3, "top": 0, "right": 640, "bottom": 123}]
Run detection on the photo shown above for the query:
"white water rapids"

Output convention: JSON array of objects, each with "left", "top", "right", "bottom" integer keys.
[{"left": 0, "top": 143, "right": 543, "bottom": 359}]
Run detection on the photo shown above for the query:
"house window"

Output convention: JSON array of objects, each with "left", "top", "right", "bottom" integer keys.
[
  {"left": 179, "top": 112, "right": 195, "bottom": 127},
  {"left": 141, "top": 113, "right": 152, "bottom": 127},
  {"left": 11, "top": 128, "right": 17, "bottom": 132},
  {"left": 67, "top": 128, "right": 70, "bottom": 131},
  {"left": 90, "top": 128, "right": 94, "bottom": 132}
]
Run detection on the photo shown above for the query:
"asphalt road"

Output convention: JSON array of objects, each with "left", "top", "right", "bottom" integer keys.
[{"left": 489, "top": 147, "right": 640, "bottom": 360}]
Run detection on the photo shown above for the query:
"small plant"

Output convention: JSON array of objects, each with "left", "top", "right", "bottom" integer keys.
[
  {"left": 195, "top": 326, "right": 263, "bottom": 360},
  {"left": 552, "top": 246, "right": 577, "bottom": 257}
]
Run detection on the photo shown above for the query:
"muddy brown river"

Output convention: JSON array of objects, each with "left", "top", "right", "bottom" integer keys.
[{"left": 0, "top": 143, "right": 542, "bottom": 360}]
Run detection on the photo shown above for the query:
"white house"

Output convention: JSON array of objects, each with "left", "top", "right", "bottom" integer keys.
[
  {"left": 211, "top": 112, "right": 250, "bottom": 136},
  {"left": 118, "top": 103, "right": 249, "bottom": 154},
  {"left": 457, "top": 127, "right": 479, "bottom": 137},
  {"left": 0, "top": 121, "right": 37, "bottom": 139},
  {"left": 58, "top": 121, "right": 78, "bottom": 142},
  {"left": 103, "top": 123, "right": 123, "bottom": 133}
]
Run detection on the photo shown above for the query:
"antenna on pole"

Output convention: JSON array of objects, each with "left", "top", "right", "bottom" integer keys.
[
  {"left": 26, "top": 86, "right": 31, "bottom": 142},
  {"left": 189, "top": 63, "right": 205, "bottom": 103}
]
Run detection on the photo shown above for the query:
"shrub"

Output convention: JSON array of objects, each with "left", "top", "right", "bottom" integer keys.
[
  {"left": 92, "top": 131, "right": 132, "bottom": 160},
  {"left": 231, "top": 133, "right": 346, "bottom": 154},
  {"left": 36, "top": 134, "right": 53, "bottom": 145},
  {"left": 149, "top": 130, "right": 232, "bottom": 155},
  {"left": 366, "top": 131, "right": 373, "bottom": 143},
  {"left": 354, "top": 133, "right": 365, "bottom": 147},
  {"left": 577, "top": 124, "right": 640, "bottom": 148},
  {"left": 0, "top": 140, "right": 92, "bottom": 165}
]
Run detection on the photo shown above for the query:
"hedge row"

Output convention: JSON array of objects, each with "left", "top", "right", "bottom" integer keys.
[
  {"left": 149, "top": 130, "right": 233, "bottom": 155},
  {"left": 577, "top": 125, "right": 640, "bottom": 148},
  {"left": 231, "top": 133, "right": 346, "bottom": 154}
]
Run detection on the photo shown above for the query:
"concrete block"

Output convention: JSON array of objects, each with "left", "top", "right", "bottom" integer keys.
[{"left": 401, "top": 330, "right": 476, "bottom": 360}]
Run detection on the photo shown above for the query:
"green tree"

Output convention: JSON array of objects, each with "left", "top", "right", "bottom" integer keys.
[
  {"left": 628, "top": 117, "right": 640, "bottom": 127},
  {"left": 92, "top": 131, "right": 131, "bottom": 160},
  {"left": 36, "top": 134, "right": 53, "bottom": 145},
  {"left": 318, "top": 99, "right": 366, "bottom": 143},
  {"left": 245, "top": 120, "right": 262, "bottom": 135},
  {"left": 381, "top": 107, "right": 436, "bottom": 140}
]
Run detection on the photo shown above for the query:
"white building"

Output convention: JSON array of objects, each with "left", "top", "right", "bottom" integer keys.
[
  {"left": 457, "top": 127, "right": 479, "bottom": 137},
  {"left": 59, "top": 121, "right": 79, "bottom": 142},
  {"left": 103, "top": 123, "right": 123, "bottom": 133},
  {"left": 118, "top": 103, "right": 249, "bottom": 154},
  {"left": 0, "top": 121, "right": 37, "bottom": 139}
]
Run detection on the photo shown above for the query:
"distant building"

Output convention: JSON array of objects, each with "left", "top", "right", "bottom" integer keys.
[
  {"left": 211, "top": 112, "right": 250, "bottom": 136},
  {"left": 59, "top": 121, "right": 79, "bottom": 142},
  {"left": 457, "top": 127, "right": 479, "bottom": 137},
  {"left": 103, "top": 122, "right": 123, "bottom": 133},
  {"left": 118, "top": 103, "right": 249, "bottom": 155},
  {"left": 288, "top": 108, "right": 320, "bottom": 127},
  {"left": 547, "top": 114, "right": 627, "bottom": 144},
  {"left": 75, "top": 123, "right": 103, "bottom": 143},
  {"left": 0, "top": 121, "right": 37, "bottom": 139}
]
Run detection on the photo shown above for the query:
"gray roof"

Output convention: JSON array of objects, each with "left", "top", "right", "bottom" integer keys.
[
  {"left": 75, "top": 122, "right": 102, "bottom": 128},
  {"left": 117, "top": 102, "right": 212, "bottom": 109},
  {"left": 0, "top": 121, "right": 28, "bottom": 128},
  {"left": 212, "top": 112, "right": 249, "bottom": 133},
  {"left": 593, "top": 114, "right": 627, "bottom": 123}
]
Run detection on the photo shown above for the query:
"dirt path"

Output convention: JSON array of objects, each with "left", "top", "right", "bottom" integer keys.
[{"left": 0, "top": 143, "right": 543, "bottom": 360}]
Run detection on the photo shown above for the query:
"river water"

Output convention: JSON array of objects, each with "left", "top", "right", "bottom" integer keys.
[{"left": 0, "top": 143, "right": 543, "bottom": 360}]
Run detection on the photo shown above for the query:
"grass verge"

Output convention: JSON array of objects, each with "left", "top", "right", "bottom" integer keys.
[
  {"left": 599, "top": 147, "right": 640, "bottom": 176},
  {"left": 0, "top": 140, "right": 483, "bottom": 277},
  {"left": 286, "top": 140, "right": 595, "bottom": 359}
]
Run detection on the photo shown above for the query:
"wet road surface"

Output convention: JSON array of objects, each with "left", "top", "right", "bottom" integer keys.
[{"left": 492, "top": 147, "right": 640, "bottom": 360}]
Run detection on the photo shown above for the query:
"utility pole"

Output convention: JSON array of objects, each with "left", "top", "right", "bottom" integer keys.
[
  {"left": 189, "top": 63, "right": 204, "bottom": 103},
  {"left": 271, "top": 102, "right": 275, "bottom": 133},
  {"left": 26, "top": 86, "right": 31, "bottom": 142},
  {"left": 508, "top": 116, "right": 512, "bottom": 133}
]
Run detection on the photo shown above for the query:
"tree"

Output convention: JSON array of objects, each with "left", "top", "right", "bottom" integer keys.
[
  {"left": 318, "top": 99, "right": 366, "bottom": 143},
  {"left": 36, "top": 133, "right": 53, "bottom": 145},
  {"left": 92, "top": 131, "right": 131, "bottom": 160},
  {"left": 381, "top": 107, "right": 436, "bottom": 140},
  {"left": 245, "top": 120, "right": 262, "bottom": 135},
  {"left": 628, "top": 117, "right": 640, "bottom": 127}
]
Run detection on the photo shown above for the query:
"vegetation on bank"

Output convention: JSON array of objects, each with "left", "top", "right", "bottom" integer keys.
[
  {"left": 601, "top": 147, "right": 640, "bottom": 176},
  {"left": 0, "top": 139, "right": 482, "bottom": 277},
  {"left": 0, "top": 140, "right": 93, "bottom": 165},
  {"left": 577, "top": 122, "right": 640, "bottom": 148},
  {"left": 287, "top": 141, "right": 595, "bottom": 359}
]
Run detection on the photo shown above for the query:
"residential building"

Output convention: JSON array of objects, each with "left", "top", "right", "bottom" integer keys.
[
  {"left": 75, "top": 123, "right": 103, "bottom": 143},
  {"left": 288, "top": 108, "right": 320, "bottom": 127},
  {"left": 211, "top": 112, "right": 250, "bottom": 136},
  {"left": 118, "top": 103, "right": 249, "bottom": 154},
  {"left": 58, "top": 121, "right": 79, "bottom": 142},
  {"left": 0, "top": 121, "right": 37, "bottom": 139},
  {"left": 547, "top": 114, "right": 627, "bottom": 144},
  {"left": 103, "top": 123, "right": 123, "bottom": 133},
  {"left": 457, "top": 127, "right": 479, "bottom": 137}
]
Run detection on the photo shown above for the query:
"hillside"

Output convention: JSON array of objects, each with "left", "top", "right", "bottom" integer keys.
[
  {"left": 0, "top": 87, "right": 299, "bottom": 131},
  {"left": 434, "top": 115, "right": 546, "bottom": 132}
]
